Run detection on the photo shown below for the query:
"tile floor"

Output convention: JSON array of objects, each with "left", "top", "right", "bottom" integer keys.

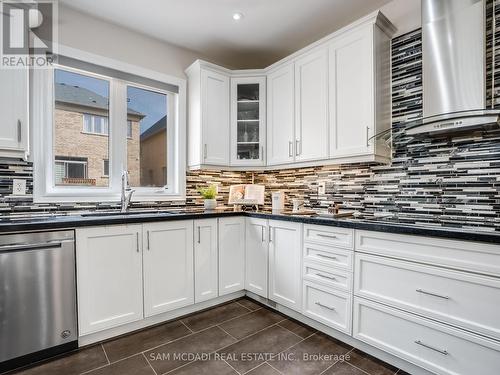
[{"left": 8, "top": 298, "right": 410, "bottom": 375}]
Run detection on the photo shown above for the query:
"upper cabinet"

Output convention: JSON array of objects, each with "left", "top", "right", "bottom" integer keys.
[
  {"left": 186, "top": 11, "right": 395, "bottom": 170},
  {"left": 294, "top": 47, "right": 329, "bottom": 162},
  {"left": 231, "top": 77, "right": 266, "bottom": 166},
  {"left": 0, "top": 68, "right": 29, "bottom": 159},
  {"left": 186, "top": 62, "right": 230, "bottom": 168},
  {"left": 329, "top": 23, "right": 391, "bottom": 161},
  {"left": 267, "top": 63, "right": 295, "bottom": 166}
]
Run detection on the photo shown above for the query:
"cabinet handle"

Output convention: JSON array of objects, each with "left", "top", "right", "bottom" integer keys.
[
  {"left": 203, "top": 144, "right": 207, "bottom": 159},
  {"left": 288, "top": 141, "right": 293, "bottom": 157},
  {"left": 147, "top": 230, "right": 150, "bottom": 250},
  {"left": 17, "top": 120, "right": 22, "bottom": 143},
  {"left": 261, "top": 146, "right": 264, "bottom": 161},
  {"left": 261, "top": 226, "right": 264, "bottom": 242},
  {"left": 316, "top": 253, "right": 337, "bottom": 260},
  {"left": 416, "top": 288, "right": 450, "bottom": 300},
  {"left": 197, "top": 226, "right": 201, "bottom": 244},
  {"left": 366, "top": 126, "right": 370, "bottom": 147},
  {"left": 316, "top": 273, "right": 337, "bottom": 281},
  {"left": 414, "top": 340, "right": 448, "bottom": 356},
  {"left": 295, "top": 139, "right": 301, "bottom": 156},
  {"left": 315, "top": 302, "right": 335, "bottom": 311},
  {"left": 136, "top": 232, "right": 140, "bottom": 253},
  {"left": 317, "top": 233, "right": 337, "bottom": 239},
  {"left": 268, "top": 227, "right": 272, "bottom": 243}
]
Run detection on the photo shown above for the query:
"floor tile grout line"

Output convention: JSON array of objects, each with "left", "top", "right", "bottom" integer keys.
[
  {"left": 344, "top": 360, "right": 373, "bottom": 375},
  {"left": 101, "top": 344, "right": 110, "bottom": 365},
  {"left": 143, "top": 352, "right": 159, "bottom": 375},
  {"left": 217, "top": 325, "right": 240, "bottom": 342},
  {"left": 179, "top": 320, "right": 194, "bottom": 333},
  {"left": 266, "top": 361, "right": 285, "bottom": 375},
  {"left": 242, "top": 362, "right": 268, "bottom": 375},
  {"left": 235, "top": 300, "right": 255, "bottom": 312},
  {"left": 223, "top": 358, "right": 242, "bottom": 375},
  {"left": 317, "top": 348, "right": 354, "bottom": 375},
  {"left": 276, "top": 320, "right": 312, "bottom": 340}
]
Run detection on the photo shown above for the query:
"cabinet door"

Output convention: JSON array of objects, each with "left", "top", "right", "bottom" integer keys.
[
  {"left": 201, "top": 69, "right": 230, "bottom": 165},
  {"left": 269, "top": 220, "right": 303, "bottom": 311},
  {"left": 267, "top": 64, "right": 295, "bottom": 165},
  {"left": 143, "top": 221, "right": 194, "bottom": 317},
  {"left": 230, "top": 77, "right": 266, "bottom": 166},
  {"left": 294, "top": 47, "right": 329, "bottom": 162},
  {"left": 194, "top": 218, "right": 218, "bottom": 303},
  {"left": 218, "top": 217, "right": 245, "bottom": 296},
  {"left": 329, "top": 26, "right": 374, "bottom": 157},
  {"left": 245, "top": 218, "right": 268, "bottom": 298},
  {"left": 0, "top": 68, "right": 28, "bottom": 156},
  {"left": 76, "top": 225, "right": 143, "bottom": 335}
]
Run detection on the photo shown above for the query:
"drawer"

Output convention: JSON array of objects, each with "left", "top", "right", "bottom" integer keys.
[
  {"left": 354, "top": 253, "right": 500, "bottom": 340},
  {"left": 304, "top": 224, "right": 353, "bottom": 249},
  {"left": 303, "top": 242, "right": 353, "bottom": 271},
  {"left": 303, "top": 262, "right": 352, "bottom": 292},
  {"left": 356, "top": 230, "right": 500, "bottom": 277},
  {"left": 353, "top": 298, "right": 500, "bottom": 375},
  {"left": 303, "top": 281, "right": 352, "bottom": 334}
]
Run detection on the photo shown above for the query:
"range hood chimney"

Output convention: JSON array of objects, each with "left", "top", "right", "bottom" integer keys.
[{"left": 406, "top": 0, "right": 500, "bottom": 135}]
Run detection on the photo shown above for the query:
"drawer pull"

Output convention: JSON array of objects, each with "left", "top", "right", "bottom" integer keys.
[
  {"left": 414, "top": 340, "right": 448, "bottom": 355},
  {"left": 315, "top": 302, "right": 336, "bottom": 311},
  {"left": 416, "top": 288, "right": 450, "bottom": 300},
  {"left": 316, "top": 253, "right": 337, "bottom": 260},
  {"left": 316, "top": 273, "right": 337, "bottom": 281},
  {"left": 316, "top": 233, "right": 338, "bottom": 239}
]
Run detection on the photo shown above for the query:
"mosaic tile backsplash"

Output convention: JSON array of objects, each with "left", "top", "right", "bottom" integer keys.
[{"left": 1, "top": 23, "right": 499, "bottom": 232}]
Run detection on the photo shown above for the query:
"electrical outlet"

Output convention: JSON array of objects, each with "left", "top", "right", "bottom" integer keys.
[
  {"left": 12, "top": 179, "right": 27, "bottom": 195},
  {"left": 318, "top": 181, "right": 326, "bottom": 195}
]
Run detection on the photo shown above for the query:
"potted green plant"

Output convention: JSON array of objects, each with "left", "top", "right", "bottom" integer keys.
[{"left": 198, "top": 185, "right": 217, "bottom": 210}]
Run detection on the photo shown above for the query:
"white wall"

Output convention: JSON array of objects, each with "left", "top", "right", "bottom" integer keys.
[
  {"left": 380, "top": 0, "right": 421, "bottom": 36},
  {"left": 58, "top": 5, "right": 205, "bottom": 78}
]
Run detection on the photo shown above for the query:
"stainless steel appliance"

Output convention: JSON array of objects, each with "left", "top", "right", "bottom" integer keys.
[
  {"left": 0, "top": 230, "right": 77, "bottom": 372},
  {"left": 406, "top": 0, "right": 500, "bottom": 135}
]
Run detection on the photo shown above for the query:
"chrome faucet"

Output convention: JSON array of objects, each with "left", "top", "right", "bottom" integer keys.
[{"left": 121, "top": 171, "right": 135, "bottom": 212}]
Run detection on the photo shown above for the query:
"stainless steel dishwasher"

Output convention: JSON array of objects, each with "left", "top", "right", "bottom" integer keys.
[{"left": 0, "top": 230, "right": 78, "bottom": 372}]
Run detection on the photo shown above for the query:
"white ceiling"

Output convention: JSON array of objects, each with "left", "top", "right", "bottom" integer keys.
[{"left": 60, "top": 0, "right": 395, "bottom": 69}]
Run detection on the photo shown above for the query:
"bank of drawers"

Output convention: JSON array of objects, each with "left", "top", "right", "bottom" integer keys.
[{"left": 302, "top": 225, "right": 354, "bottom": 334}]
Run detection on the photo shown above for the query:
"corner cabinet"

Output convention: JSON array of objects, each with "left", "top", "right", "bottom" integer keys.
[
  {"left": 0, "top": 67, "right": 29, "bottom": 159},
  {"left": 230, "top": 77, "right": 266, "bottom": 166},
  {"left": 186, "top": 61, "right": 230, "bottom": 168},
  {"left": 218, "top": 217, "right": 246, "bottom": 295}
]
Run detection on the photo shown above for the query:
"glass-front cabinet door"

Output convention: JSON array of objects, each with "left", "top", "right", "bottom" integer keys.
[{"left": 230, "top": 77, "right": 266, "bottom": 166}]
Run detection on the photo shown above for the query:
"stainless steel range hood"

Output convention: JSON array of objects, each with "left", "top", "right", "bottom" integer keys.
[{"left": 406, "top": 0, "right": 500, "bottom": 136}]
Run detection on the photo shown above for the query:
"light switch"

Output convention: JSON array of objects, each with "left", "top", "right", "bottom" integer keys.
[{"left": 12, "top": 179, "right": 26, "bottom": 195}]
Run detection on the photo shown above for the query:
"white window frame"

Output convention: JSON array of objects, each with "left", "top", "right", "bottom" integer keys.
[
  {"left": 32, "top": 45, "right": 186, "bottom": 202},
  {"left": 83, "top": 114, "right": 109, "bottom": 136}
]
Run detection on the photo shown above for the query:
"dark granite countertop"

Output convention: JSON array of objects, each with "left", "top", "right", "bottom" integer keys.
[{"left": 0, "top": 209, "right": 499, "bottom": 244}]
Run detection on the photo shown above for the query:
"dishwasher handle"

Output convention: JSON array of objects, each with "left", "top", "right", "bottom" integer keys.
[{"left": 0, "top": 240, "right": 68, "bottom": 253}]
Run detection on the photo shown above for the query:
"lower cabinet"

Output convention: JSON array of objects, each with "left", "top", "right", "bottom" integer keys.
[
  {"left": 143, "top": 221, "right": 194, "bottom": 317},
  {"left": 194, "top": 218, "right": 219, "bottom": 303},
  {"left": 218, "top": 217, "right": 245, "bottom": 296},
  {"left": 76, "top": 225, "right": 144, "bottom": 335},
  {"left": 268, "top": 220, "right": 303, "bottom": 312},
  {"left": 245, "top": 218, "right": 269, "bottom": 298}
]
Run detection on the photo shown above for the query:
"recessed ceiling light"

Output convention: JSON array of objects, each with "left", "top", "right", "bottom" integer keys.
[{"left": 232, "top": 12, "right": 243, "bottom": 21}]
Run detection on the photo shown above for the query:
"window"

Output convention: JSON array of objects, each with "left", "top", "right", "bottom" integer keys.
[
  {"left": 32, "top": 50, "right": 186, "bottom": 202},
  {"left": 55, "top": 157, "right": 89, "bottom": 185},
  {"left": 83, "top": 114, "right": 109, "bottom": 135},
  {"left": 103, "top": 159, "right": 109, "bottom": 177}
]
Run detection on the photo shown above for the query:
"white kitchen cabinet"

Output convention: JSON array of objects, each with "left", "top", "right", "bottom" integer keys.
[
  {"left": 231, "top": 77, "right": 266, "bottom": 166},
  {"left": 194, "top": 218, "right": 218, "bottom": 303},
  {"left": 329, "top": 23, "right": 391, "bottom": 161},
  {"left": 186, "top": 61, "right": 230, "bottom": 168},
  {"left": 268, "top": 220, "right": 303, "bottom": 311},
  {"left": 76, "top": 225, "right": 144, "bottom": 335},
  {"left": 0, "top": 68, "right": 29, "bottom": 158},
  {"left": 245, "top": 218, "right": 269, "bottom": 298},
  {"left": 218, "top": 217, "right": 245, "bottom": 296},
  {"left": 294, "top": 47, "right": 329, "bottom": 162},
  {"left": 266, "top": 63, "right": 295, "bottom": 166},
  {"left": 143, "top": 221, "right": 194, "bottom": 317}
]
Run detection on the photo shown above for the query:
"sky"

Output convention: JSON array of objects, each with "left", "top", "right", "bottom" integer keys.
[{"left": 55, "top": 69, "right": 167, "bottom": 133}]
